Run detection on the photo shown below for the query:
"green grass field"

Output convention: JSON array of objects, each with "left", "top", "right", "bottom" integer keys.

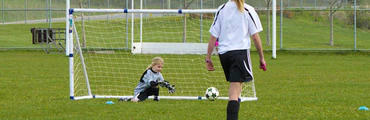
[
  {"left": 1, "top": 2, "right": 370, "bottom": 119},
  {"left": 0, "top": 50, "right": 369, "bottom": 119}
]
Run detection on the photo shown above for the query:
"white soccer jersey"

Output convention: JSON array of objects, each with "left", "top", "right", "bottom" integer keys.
[
  {"left": 209, "top": 1, "right": 263, "bottom": 54},
  {"left": 133, "top": 69, "right": 164, "bottom": 97}
]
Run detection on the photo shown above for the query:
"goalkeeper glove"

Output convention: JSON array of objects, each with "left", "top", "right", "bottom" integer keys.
[
  {"left": 167, "top": 85, "right": 175, "bottom": 94},
  {"left": 159, "top": 80, "right": 176, "bottom": 93}
]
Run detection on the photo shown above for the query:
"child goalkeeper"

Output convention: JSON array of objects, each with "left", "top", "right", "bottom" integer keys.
[{"left": 119, "top": 57, "right": 175, "bottom": 102}]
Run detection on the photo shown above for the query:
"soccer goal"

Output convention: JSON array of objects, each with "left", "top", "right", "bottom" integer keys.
[{"left": 67, "top": 8, "right": 258, "bottom": 102}]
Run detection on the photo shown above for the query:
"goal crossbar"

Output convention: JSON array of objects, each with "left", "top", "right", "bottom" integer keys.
[{"left": 71, "top": 8, "right": 217, "bottom": 14}]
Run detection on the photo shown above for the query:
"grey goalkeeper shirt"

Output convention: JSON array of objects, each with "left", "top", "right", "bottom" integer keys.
[{"left": 133, "top": 68, "right": 164, "bottom": 97}]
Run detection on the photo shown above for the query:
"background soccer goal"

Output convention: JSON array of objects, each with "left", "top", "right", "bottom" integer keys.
[{"left": 68, "top": 8, "right": 258, "bottom": 102}]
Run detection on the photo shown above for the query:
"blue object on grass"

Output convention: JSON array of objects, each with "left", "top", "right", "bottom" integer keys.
[
  {"left": 358, "top": 106, "right": 369, "bottom": 111},
  {"left": 106, "top": 101, "right": 114, "bottom": 105}
]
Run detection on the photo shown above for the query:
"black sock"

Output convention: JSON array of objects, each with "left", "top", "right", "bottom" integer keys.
[{"left": 227, "top": 100, "right": 240, "bottom": 120}]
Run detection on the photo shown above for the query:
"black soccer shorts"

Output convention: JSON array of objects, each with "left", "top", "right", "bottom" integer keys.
[{"left": 219, "top": 49, "right": 253, "bottom": 82}]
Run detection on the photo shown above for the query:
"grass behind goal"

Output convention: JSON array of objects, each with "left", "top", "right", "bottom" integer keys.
[{"left": 1, "top": 51, "right": 369, "bottom": 119}]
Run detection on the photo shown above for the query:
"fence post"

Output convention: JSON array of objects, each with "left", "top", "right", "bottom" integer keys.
[
  {"left": 24, "top": 0, "right": 27, "bottom": 24},
  {"left": 107, "top": 0, "right": 110, "bottom": 21},
  {"left": 126, "top": 0, "right": 129, "bottom": 48},
  {"left": 49, "top": 0, "right": 52, "bottom": 28},
  {"left": 88, "top": 0, "right": 90, "bottom": 21},
  {"left": 272, "top": 0, "right": 276, "bottom": 59},
  {"left": 213, "top": 0, "right": 214, "bottom": 8},
  {"left": 168, "top": 0, "right": 170, "bottom": 9},
  {"left": 65, "top": 0, "right": 70, "bottom": 56},
  {"left": 354, "top": 0, "right": 357, "bottom": 51},
  {"left": 162, "top": 0, "right": 164, "bottom": 9},
  {"left": 45, "top": 0, "right": 48, "bottom": 23},
  {"left": 2, "top": 0, "right": 3, "bottom": 24},
  {"left": 200, "top": 0, "right": 203, "bottom": 43},
  {"left": 280, "top": 0, "right": 283, "bottom": 49}
]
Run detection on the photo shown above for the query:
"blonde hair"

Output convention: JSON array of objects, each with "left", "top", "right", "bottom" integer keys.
[
  {"left": 235, "top": 0, "right": 244, "bottom": 12},
  {"left": 147, "top": 57, "right": 164, "bottom": 69}
]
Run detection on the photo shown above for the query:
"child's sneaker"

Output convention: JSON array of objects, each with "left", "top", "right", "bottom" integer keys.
[
  {"left": 118, "top": 98, "right": 131, "bottom": 102},
  {"left": 153, "top": 97, "right": 160, "bottom": 101}
]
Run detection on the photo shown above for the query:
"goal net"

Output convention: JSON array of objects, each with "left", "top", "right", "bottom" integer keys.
[{"left": 69, "top": 8, "right": 257, "bottom": 102}]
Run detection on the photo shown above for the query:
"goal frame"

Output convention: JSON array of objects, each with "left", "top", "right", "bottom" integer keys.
[{"left": 66, "top": 1, "right": 277, "bottom": 102}]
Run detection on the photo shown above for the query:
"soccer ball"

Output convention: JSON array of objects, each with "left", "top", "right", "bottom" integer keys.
[{"left": 205, "top": 87, "right": 219, "bottom": 101}]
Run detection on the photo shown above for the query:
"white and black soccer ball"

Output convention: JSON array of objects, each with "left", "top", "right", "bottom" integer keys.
[{"left": 205, "top": 87, "right": 219, "bottom": 101}]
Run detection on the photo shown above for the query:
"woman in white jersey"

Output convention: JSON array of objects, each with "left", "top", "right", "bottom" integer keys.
[
  {"left": 205, "top": 0, "right": 266, "bottom": 119},
  {"left": 119, "top": 57, "right": 175, "bottom": 102}
]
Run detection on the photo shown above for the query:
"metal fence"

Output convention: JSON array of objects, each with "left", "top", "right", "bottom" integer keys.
[{"left": 1, "top": 0, "right": 369, "bottom": 51}]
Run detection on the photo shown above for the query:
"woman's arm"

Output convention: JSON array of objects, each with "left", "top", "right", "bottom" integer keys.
[
  {"left": 205, "top": 35, "right": 217, "bottom": 71},
  {"left": 251, "top": 33, "right": 266, "bottom": 71}
]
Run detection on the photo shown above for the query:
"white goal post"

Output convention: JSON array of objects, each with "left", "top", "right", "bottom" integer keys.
[{"left": 66, "top": 1, "right": 276, "bottom": 102}]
